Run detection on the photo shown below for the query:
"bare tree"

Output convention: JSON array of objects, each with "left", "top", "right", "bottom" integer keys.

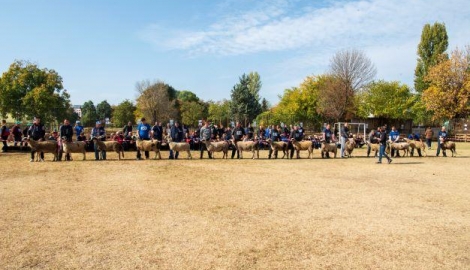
[
  {"left": 135, "top": 80, "right": 179, "bottom": 123},
  {"left": 329, "top": 49, "right": 377, "bottom": 93}
]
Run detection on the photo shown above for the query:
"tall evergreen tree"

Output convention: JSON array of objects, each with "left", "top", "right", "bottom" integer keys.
[
  {"left": 414, "top": 22, "right": 448, "bottom": 93},
  {"left": 81, "top": 100, "right": 97, "bottom": 127},
  {"left": 230, "top": 74, "right": 262, "bottom": 125},
  {"left": 96, "top": 100, "right": 112, "bottom": 120}
]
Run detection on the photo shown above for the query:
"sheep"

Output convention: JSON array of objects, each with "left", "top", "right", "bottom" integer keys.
[
  {"left": 266, "top": 139, "right": 288, "bottom": 159},
  {"left": 168, "top": 141, "right": 192, "bottom": 159},
  {"left": 366, "top": 141, "right": 380, "bottom": 157},
  {"left": 343, "top": 138, "right": 356, "bottom": 157},
  {"left": 320, "top": 141, "right": 337, "bottom": 158},
  {"left": 404, "top": 138, "right": 427, "bottom": 157},
  {"left": 135, "top": 139, "right": 162, "bottom": 159},
  {"left": 235, "top": 140, "right": 259, "bottom": 159},
  {"left": 204, "top": 140, "right": 229, "bottom": 159},
  {"left": 386, "top": 142, "right": 410, "bottom": 157},
  {"left": 439, "top": 140, "right": 457, "bottom": 157},
  {"left": 27, "top": 139, "right": 59, "bottom": 162},
  {"left": 291, "top": 139, "right": 313, "bottom": 159},
  {"left": 94, "top": 139, "right": 125, "bottom": 160},
  {"left": 62, "top": 140, "right": 87, "bottom": 160}
]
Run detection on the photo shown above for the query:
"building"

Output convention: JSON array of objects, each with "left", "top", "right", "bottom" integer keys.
[{"left": 73, "top": 105, "right": 82, "bottom": 118}]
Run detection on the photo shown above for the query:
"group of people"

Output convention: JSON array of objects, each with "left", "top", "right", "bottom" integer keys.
[{"left": 0, "top": 117, "right": 454, "bottom": 162}]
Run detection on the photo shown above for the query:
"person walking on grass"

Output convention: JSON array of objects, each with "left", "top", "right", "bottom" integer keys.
[{"left": 377, "top": 126, "right": 392, "bottom": 164}]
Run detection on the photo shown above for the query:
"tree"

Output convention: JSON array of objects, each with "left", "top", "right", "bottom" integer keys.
[
  {"left": 247, "top": 72, "right": 262, "bottom": 102},
  {"left": 355, "top": 80, "right": 416, "bottom": 120},
  {"left": 414, "top": 22, "right": 448, "bottom": 93},
  {"left": 180, "top": 101, "right": 208, "bottom": 127},
  {"left": 328, "top": 49, "right": 376, "bottom": 120},
  {"left": 230, "top": 74, "right": 262, "bottom": 124},
  {"left": 112, "top": 99, "right": 137, "bottom": 127},
  {"left": 422, "top": 47, "right": 470, "bottom": 122},
  {"left": 135, "top": 80, "right": 179, "bottom": 124},
  {"left": 261, "top": 98, "right": 270, "bottom": 112},
  {"left": 81, "top": 100, "right": 97, "bottom": 127},
  {"left": 208, "top": 99, "right": 231, "bottom": 125},
  {"left": 177, "top": 90, "right": 199, "bottom": 102},
  {"left": 265, "top": 76, "right": 322, "bottom": 129},
  {"left": 330, "top": 49, "right": 377, "bottom": 93},
  {"left": 96, "top": 100, "right": 113, "bottom": 121},
  {"left": 0, "top": 60, "right": 70, "bottom": 124}
]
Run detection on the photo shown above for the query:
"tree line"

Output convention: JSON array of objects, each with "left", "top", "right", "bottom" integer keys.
[{"left": 1, "top": 22, "right": 468, "bottom": 129}]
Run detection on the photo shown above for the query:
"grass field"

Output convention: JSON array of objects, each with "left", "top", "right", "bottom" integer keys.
[{"left": 1, "top": 144, "right": 469, "bottom": 269}]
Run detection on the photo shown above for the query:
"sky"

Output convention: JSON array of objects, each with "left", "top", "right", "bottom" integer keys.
[{"left": 1, "top": 0, "right": 469, "bottom": 107}]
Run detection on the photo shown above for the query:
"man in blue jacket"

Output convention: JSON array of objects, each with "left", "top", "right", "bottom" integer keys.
[
  {"left": 436, "top": 126, "right": 448, "bottom": 157},
  {"left": 389, "top": 126, "right": 400, "bottom": 157},
  {"left": 91, "top": 121, "right": 106, "bottom": 160}
]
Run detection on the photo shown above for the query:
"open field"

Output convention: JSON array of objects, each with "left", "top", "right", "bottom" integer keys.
[{"left": 1, "top": 144, "right": 469, "bottom": 269}]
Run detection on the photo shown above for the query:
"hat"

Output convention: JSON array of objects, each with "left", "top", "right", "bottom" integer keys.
[
  {"left": 76, "top": 121, "right": 81, "bottom": 124},
  {"left": 96, "top": 121, "right": 101, "bottom": 125}
]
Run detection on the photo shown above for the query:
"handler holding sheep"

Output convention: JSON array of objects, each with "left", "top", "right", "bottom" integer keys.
[
  {"left": 91, "top": 121, "right": 106, "bottom": 160},
  {"left": 59, "top": 119, "right": 73, "bottom": 161},
  {"left": 136, "top": 117, "right": 151, "bottom": 160},
  {"left": 28, "top": 116, "right": 46, "bottom": 162},
  {"left": 377, "top": 126, "right": 393, "bottom": 164},
  {"left": 199, "top": 120, "right": 212, "bottom": 159},
  {"left": 436, "top": 126, "right": 448, "bottom": 157}
]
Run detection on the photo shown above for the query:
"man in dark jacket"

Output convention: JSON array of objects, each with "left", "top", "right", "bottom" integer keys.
[
  {"left": 123, "top": 121, "right": 133, "bottom": 137},
  {"left": 268, "top": 125, "right": 280, "bottom": 159},
  {"left": 377, "top": 126, "right": 392, "bottom": 164},
  {"left": 59, "top": 119, "right": 74, "bottom": 161},
  {"left": 28, "top": 116, "right": 46, "bottom": 162},
  {"left": 91, "top": 121, "right": 106, "bottom": 160},
  {"left": 231, "top": 122, "right": 245, "bottom": 159},
  {"left": 290, "top": 125, "right": 303, "bottom": 159},
  {"left": 151, "top": 121, "right": 163, "bottom": 141},
  {"left": 1, "top": 119, "right": 9, "bottom": 152},
  {"left": 169, "top": 122, "right": 184, "bottom": 159}
]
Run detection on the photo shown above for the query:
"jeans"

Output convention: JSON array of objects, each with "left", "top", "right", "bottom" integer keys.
[
  {"left": 94, "top": 142, "right": 106, "bottom": 160},
  {"left": 436, "top": 142, "right": 446, "bottom": 156},
  {"left": 426, "top": 138, "right": 432, "bottom": 149},
  {"left": 379, "top": 144, "right": 391, "bottom": 163},
  {"left": 340, "top": 137, "right": 346, "bottom": 157}
]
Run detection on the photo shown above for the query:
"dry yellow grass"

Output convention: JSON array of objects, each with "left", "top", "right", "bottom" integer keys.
[{"left": 1, "top": 144, "right": 469, "bottom": 269}]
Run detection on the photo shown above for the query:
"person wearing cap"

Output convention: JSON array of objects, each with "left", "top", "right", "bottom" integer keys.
[
  {"left": 136, "top": 117, "right": 151, "bottom": 160},
  {"left": 436, "top": 126, "right": 448, "bottom": 157},
  {"left": 169, "top": 121, "right": 184, "bottom": 159},
  {"left": 28, "top": 117, "right": 46, "bottom": 161},
  {"left": 60, "top": 119, "right": 74, "bottom": 161},
  {"left": 74, "top": 121, "right": 84, "bottom": 138},
  {"left": 91, "top": 121, "right": 106, "bottom": 160}
]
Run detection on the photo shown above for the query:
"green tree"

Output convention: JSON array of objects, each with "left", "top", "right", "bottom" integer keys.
[
  {"left": 96, "top": 100, "right": 112, "bottom": 120},
  {"left": 230, "top": 74, "right": 262, "bottom": 124},
  {"left": 414, "top": 22, "right": 448, "bottom": 93},
  {"left": 208, "top": 99, "right": 231, "bottom": 125},
  {"left": 356, "top": 80, "right": 416, "bottom": 120},
  {"left": 81, "top": 100, "right": 97, "bottom": 127},
  {"left": 261, "top": 98, "right": 270, "bottom": 112},
  {"left": 247, "top": 72, "right": 262, "bottom": 102},
  {"left": 112, "top": 99, "right": 137, "bottom": 127},
  {"left": 0, "top": 60, "right": 70, "bottom": 124},
  {"left": 177, "top": 90, "right": 199, "bottom": 102},
  {"left": 180, "top": 101, "right": 208, "bottom": 127},
  {"left": 136, "top": 80, "right": 179, "bottom": 124}
]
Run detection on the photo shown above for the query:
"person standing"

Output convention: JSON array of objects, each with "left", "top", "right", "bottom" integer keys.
[
  {"left": 151, "top": 121, "right": 163, "bottom": 141},
  {"left": 425, "top": 127, "right": 433, "bottom": 150},
  {"left": 123, "top": 121, "right": 133, "bottom": 138},
  {"left": 199, "top": 120, "right": 212, "bottom": 159},
  {"left": 340, "top": 123, "right": 349, "bottom": 158},
  {"left": 245, "top": 123, "right": 254, "bottom": 140},
  {"left": 169, "top": 122, "right": 184, "bottom": 159},
  {"left": 1, "top": 119, "right": 9, "bottom": 152},
  {"left": 91, "top": 121, "right": 106, "bottom": 160},
  {"left": 367, "top": 127, "right": 380, "bottom": 157},
  {"left": 74, "top": 121, "right": 84, "bottom": 138},
  {"left": 231, "top": 122, "right": 245, "bottom": 159},
  {"left": 322, "top": 124, "right": 334, "bottom": 158},
  {"left": 436, "top": 126, "right": 448, "bottom": 157},
  {"left": 136, "top": 118, "right": 151, "bottom": 160},
  {"left": 377, "top": 126, "right": 393, "bottom": 164},
  {"left": 389, "top": 126, "right": 401, "bottom": 157},
  {"left": 290, "top": 125, "right": 303, "bottom": 159},
  {"left": 28, "top": 117, "right": 46, "bottom": 161},
  {"left": 59, "top": 119, "right": 74, "bottom": 161},
  {"left": 268, "top": 125, "right": 280, "bottom": 159}
]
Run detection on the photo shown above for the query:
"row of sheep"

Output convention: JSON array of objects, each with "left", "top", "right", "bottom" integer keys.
[{"left": 27, "top": 137, "right": 457, "bottom": 161}]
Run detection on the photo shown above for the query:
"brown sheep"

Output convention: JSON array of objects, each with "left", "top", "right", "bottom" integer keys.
[
  {"left": 386, "top": 142, "right": 410, "bottom": 157},
  {"left": 62, "top": 140, "right": 87, "bottom": 160},
  {"left": 235, "top": 140, "right": 259, "bottom": 159},
  {"left": 266, "top": 139, "right": 288, "bottom": 159},
  {"left": 204, "top": 140, "right": 229, "bottom": 159},
  {"left": 94, "top": 139, "right": 125, "bottom": 160},
  {"left": 439, "top": 141, "right": 457, "bottom": 157},
  {"left": 291, "top": 139, "right": 313, "bottom": 159},
  {"left": 404, "top": 138, "right": 427, "bottom": 157},
  {"left": 136, "top": 139, "right": 162, "bottom": 159},
  {"left": 321, "top": 142, "right": 337, "bottom": 158},
  {"left": 27, "top": 139, "right": 59, "bottom": 162},
  {"left": 344, "top": 138, "right": 356, "bottom": 157}
]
